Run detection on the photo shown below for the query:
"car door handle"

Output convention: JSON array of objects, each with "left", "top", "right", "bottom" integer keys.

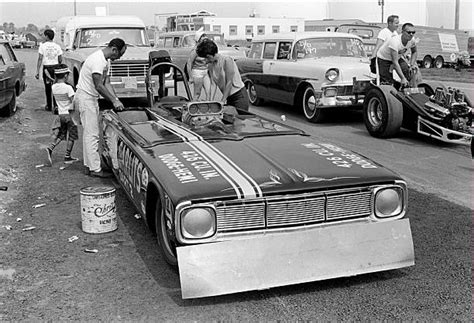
[{"left": 255, "top": 62, "right": 262, "bottom": 65}]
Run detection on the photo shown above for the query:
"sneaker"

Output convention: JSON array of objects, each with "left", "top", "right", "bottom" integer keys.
[
  {"left": 45, "top": 148, "right": 52, "bottom": 166},
  {"left": 64, "top": 156, "right": 79, "bottom": 163},
  {"left": 90, "top": 170, "right": 113, "bottom": 178}
]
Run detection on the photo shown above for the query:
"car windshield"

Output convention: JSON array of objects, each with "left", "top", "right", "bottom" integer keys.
[
  {"left": 292, "top": 37, "right": 366, "bottom": 59},
  {"left": 79, "top": 28, "right": 150, "bottom": 48}
]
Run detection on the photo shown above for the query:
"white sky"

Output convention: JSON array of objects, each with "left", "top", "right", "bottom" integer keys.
[{"left": 0, "top": 0, "right": 472, "bottom": 31}]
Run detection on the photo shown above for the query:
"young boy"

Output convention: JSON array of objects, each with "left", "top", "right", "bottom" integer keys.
[{"left": 45, "top": 64, "right": 78, "bottom": 165}]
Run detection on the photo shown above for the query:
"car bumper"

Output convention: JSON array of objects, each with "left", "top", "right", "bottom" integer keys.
[{"left": 177, "top": 218, "right": 414, "bottom": 299}]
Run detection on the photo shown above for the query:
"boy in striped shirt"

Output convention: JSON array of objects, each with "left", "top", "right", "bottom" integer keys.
[{"left": 45, "top": 64, "right": 78, "bottom": 165}]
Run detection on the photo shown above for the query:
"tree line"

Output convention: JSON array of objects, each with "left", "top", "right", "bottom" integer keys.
[{"left": 1, "top": 22, "right": 51, "bottom": 35}]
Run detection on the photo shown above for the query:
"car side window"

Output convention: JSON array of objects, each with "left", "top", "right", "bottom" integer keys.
[
  {"left": 164, "top": 37, "right": 173, "bottom": 48},
  {"left": 263, "top": 42, "right": 276, "bottom": 59},
  {"left": 277, "top": 42, "right": 292, "bottom": 59},
  {"left": 248, "top": 42, "right": 263, "bottom": 59},
  {"left": 0, "top": 44, "right": 12, "bottom": 63},
  {"left": 73, "top": 30, "right": 81, "bottom": 48},
  {"left": 173, "top": 37, "right": 180, "bottom": 48},
  {"left": 183, "top": 36, "right": 196, "bottom": 47}
]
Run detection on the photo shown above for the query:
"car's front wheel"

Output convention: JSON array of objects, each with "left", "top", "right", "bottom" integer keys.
[
  {"left": 155, "top": 198, "right": 178, "bottom": 268},
  {"left": 246, "top": 81, "right": 262, "bottom": 106},
  {"left": 363, "top": 85, "right": 403, "bottom": 138},
  {"left": 300, "top": 86, "right": 324, "bottom": 123}
]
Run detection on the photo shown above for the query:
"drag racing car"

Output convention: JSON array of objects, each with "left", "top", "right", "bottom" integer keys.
[
  {"left": 100, "top": 51, "right": 414, "bottom": 299},
  {"left": 363, "top": 79, "right": 473, "bottom": 147}
]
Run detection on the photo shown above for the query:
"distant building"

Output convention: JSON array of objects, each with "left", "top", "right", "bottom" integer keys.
[
  {"left": 197, "top": 17, "right": 304, "bottom": 40},
  {"left": 159, "top": 10, "right": 304, "bottom": 41}
]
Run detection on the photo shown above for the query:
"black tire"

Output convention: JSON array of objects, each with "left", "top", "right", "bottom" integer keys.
[
  {"left": 0, "top": 93, "right": 17, "bottom": 117},
  {"left": 246, "top": 81, "right": 262, "bottom": 106},
  {"left": 422, "top": 56, "right": 432, "bottom": 69},
  {"left": 434, "top": 56, "right": 444, "bottom": 69},
  {"left": 363, "top": 85, "right": 403, "bottom": 138},
  {"left": 155, "top": 198, "right": 178, "bottom": 268},
  {"left": 417, "top": 81, "right": 447, "bottom": 96},
  {"left": 300, "top": 86, "right": 324, "bottom": 123}
]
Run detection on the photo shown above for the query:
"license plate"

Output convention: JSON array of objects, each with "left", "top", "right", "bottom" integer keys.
[{"left": 122, "top": 77, "right": 137, "bottom": 89}]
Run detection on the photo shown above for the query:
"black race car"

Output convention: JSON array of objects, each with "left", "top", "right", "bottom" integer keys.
[{"left": 100, "top": 51, "right": 414, "bottom": 299}]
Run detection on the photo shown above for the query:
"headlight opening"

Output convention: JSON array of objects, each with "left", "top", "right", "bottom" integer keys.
[
  {"left": 325, "top": 68, "right": 339, "bottom": 82},
  {"left": 181, "top": 207, "right": 216, "bottom": 239},
  {"left": 374, "top": 187, "right": 404, "bottom": 218}
]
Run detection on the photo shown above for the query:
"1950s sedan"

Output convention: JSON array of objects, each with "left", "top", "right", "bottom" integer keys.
[
  {"left": 237, "top": 32, "right": 373, "bottom": 123},
  {"left": 100, "top": 54, "right": 414, "bottom": 299},
  {"left": 0, "top": 39, "right": 26, "bottom": 117}
]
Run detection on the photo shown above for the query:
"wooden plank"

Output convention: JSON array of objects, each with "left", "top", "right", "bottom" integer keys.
[{"left": 178, "top": 219, "right": 414, "bottom": 299}]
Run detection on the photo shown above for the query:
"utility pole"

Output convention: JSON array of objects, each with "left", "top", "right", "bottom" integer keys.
[
  {"left": 454, "top": 0, "right": 460, "bottom": 29},
  {"left": 378, "top": 0, "right": 385, "bottom": 23},
  {"left": 73, "top": 0, "right": 77, "bottom": 16}
]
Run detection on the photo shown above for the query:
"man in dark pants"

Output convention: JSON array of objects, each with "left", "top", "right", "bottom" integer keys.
[
  {"left": 376, "top": 23, "right": 418, "bottom": 87},
  {"left": 35, "top": 29, "right": 63, "bottom": 111},
  {"left": 370, "top": 15, "right": 399, "bottom": 73}
]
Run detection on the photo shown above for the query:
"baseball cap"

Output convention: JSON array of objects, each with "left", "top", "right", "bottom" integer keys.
[{"left": 54, "top": 64, "right": 70, "bottom": 74}]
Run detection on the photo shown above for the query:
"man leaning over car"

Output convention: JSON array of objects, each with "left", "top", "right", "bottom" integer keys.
[{"left": 74, "top": 38, "right": 126, "bottom": 178}]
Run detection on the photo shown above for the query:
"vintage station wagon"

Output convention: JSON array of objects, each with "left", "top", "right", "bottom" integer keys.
[
  {"left": 0, "top": 40, "right": 26, "bottom": 117},
  {"left": 236, "top": 32, "right": 373, "bottom": 123},
  {"left": 154, "top": 31, "right": 246, "bottom": 73}
]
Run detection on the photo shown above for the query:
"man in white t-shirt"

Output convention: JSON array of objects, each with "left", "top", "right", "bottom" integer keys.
[
  {"left": 35, "top": 29, "right": 63, "bottom": 111},
  {"left": 74, "top": 38, "right": 126, "bottom": 178},
  {"left": 376, "top": 22, "right": 418, "bottom": 87},
  {"left": 370, "top": 15, "right": 399, "bottom": 73}
]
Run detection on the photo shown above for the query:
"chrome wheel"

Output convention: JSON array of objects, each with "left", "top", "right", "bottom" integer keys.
[
  {"left": 301, "top": 86, "right": 324, "bottom": 123},
  {"left": 366, "top": 97, "right": 383, "bottom": 128},
  {"left": 246, "top": 81, "right": 262, "bottom": 105}
]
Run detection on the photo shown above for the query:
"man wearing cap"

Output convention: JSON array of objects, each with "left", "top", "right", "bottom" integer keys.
[{"left": 74, "top": 38, "right": 127, "bottom": 178}]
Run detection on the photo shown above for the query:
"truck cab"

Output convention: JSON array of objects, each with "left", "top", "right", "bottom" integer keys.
[{"left": 55, "top": 15, "right": 153, "bottom": 98}]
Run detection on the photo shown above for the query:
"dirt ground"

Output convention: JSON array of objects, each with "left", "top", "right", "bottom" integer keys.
[
  {"left": 0, "top": 49, "right": 472, "bottom": 321},
  {"left": 0, "top": 51, "right": 173, "bottom": 321}
]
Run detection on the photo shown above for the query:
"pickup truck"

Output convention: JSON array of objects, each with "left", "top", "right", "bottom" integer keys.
[{"left": 55, "top": 15, "right": 153, "bottom": 98}]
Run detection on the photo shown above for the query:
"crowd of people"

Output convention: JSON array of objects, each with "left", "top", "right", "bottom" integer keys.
[
  {"left": 35, "top": 29, "right": 249, "bottom": 178},
  {"left": 34, "top": 19, "right": 422, "bottom": 177}
]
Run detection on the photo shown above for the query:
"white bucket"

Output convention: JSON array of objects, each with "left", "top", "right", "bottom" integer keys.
[{"left": 80, "top": 186, "right": 118, "bottom": 234}]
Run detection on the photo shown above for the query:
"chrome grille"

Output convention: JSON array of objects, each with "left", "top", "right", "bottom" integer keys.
[
  {"left": 336, "top": 86, "right": 354, "bottom": 96},
  {"left": 110, "top": 62, "right": 148, "bottom": 77},
  {"left": 327, "top": 191, "right": 372, "bottom": 220},
  {"left": 267, "top": 196, "right": 325, "bottom": 227},
  {"left": 214, "top": 188, "right": 373, "bottom": 233},
  {"left": 216, "top": 202, "right": 265, "bottom": 231}
]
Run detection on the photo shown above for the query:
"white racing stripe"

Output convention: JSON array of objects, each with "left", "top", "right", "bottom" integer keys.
[{"left": 148, "top": 110, "right": 262, "bottom": 198}]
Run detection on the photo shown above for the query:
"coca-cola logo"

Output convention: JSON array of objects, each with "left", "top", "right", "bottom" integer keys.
[{"left": 94, "top": 204, "right": 115, "bottom": 218}]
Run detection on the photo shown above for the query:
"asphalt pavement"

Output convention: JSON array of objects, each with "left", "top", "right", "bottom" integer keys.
[{"left": 0, "top": 49, "right": 471, "bottom": 321}]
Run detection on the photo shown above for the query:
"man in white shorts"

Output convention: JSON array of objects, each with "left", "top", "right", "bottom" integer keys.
[{"left": 74, "top": 38, "right": 126, "bottom": 178}]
